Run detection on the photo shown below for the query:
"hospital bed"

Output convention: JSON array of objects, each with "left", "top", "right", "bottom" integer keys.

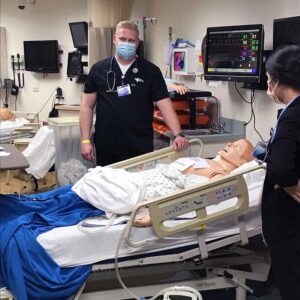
[
  {"left": 33, "top": 139, "right": 268, "bottom": 300},
  {"left": 0, "top": 117, "right": 29, "bottom": 144},
  {"left": 0, "top": 111, "right": 37, "bottom": 144}
]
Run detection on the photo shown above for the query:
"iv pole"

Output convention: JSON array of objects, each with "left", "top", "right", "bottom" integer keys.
[
  {"left": 134, "top": 17, "right": 157, "bottom": 59},
  {"left": 168, "top": 26, "right": 173, "bottom": 78}
]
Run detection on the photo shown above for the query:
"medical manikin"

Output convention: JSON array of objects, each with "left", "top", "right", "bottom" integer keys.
[
  {"left": 0, "top": 108, "right": 16, "bottom": 120},
  {"left": 72, "top": 139, "right": 254, "bottom": 227},
  {"left": 134, "top": 139, "right": 254, "bottom": 226}
]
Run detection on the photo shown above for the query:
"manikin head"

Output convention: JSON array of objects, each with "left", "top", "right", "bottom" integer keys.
[
  {"left": 0, "top": 108, "right": 16, "bottom": 121},
  {"left": 218, "top": 139, "right": 254, "bottom": 167},
  {"left": 113, "top": 21, "right": 140, "bottom": 62}
]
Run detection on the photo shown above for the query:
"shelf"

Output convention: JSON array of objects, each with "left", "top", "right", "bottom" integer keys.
[{"left": 169, "top": 89, "right": 212, "bottom": 100}]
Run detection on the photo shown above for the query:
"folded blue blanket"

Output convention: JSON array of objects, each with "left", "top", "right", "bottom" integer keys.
[{"left": 0, "top": 184, "right": 103, "bottom": 300}]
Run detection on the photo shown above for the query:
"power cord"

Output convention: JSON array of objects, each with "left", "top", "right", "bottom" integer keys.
[
  {"left": 249, "top": 90, "right": 267, "bottom": 143},
  {"left": 32, "top": 87, "right": 58, "bottom": 122},
  {"left": 114, "top": 222, "right": 202, "bottom": 300},
  {"left": 234, "top": 81, "right": 254, "bottom": 105},
  {"left": 234, "top": 82, "right": 267, "bottom": 143}
]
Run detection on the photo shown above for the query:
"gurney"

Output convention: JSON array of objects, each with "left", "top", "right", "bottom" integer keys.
[
  {"left": 0, "top": 116, "right": 29, "bottom": 143},
  {"left": 0, "top": 111, "right": 38, "bottom": 144},
  {"left": 34, "top": 139, "right": 268, "bottom": 300}
]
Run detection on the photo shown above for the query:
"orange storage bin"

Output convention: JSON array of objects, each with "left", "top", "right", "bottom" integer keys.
[
  {"left": 172, "top": 100, "right": 189, "bottom": 110},
  {"left": 153, "top": 122, "right": 169, "bottom": 134},
  {"left": 177, "top": 113, "right": 189, "bottom": 125},
  {"left": 196, "top": 114, "right": 210, "bottom": 125}
]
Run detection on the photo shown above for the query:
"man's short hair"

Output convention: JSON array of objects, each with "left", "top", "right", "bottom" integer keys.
[{"left": 115, "top": 21, "right": 139, "bottom": 38}]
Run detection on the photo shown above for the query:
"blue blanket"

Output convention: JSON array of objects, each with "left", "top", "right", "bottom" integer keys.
[{"left": 0, "top": 185, "right": 103, "bottom": 300}]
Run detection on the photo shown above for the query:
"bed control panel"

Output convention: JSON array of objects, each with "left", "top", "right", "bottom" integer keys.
[{"left": 162, "top": 184, "right": 238, "bottom": 219}]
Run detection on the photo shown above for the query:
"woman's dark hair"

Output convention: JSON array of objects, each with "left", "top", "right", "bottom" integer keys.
[{"left": 266, "top": 45, "right": 300, "bottom": 90}]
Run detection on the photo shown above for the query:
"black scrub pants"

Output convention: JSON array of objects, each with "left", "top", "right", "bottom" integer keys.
[
  {"left": 269, "top": 234, "right": 300, "bottom": 300},
  {"left": 96, "top": 151, "right": 143, "bottom": 166}
]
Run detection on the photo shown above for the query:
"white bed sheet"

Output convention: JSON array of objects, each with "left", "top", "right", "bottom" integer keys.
[
  {"left": 37, "top": 162, "right": 265, "bottom": 268},
  {"left": 0, "top": 117, "right": 29, "bottom": 137}
]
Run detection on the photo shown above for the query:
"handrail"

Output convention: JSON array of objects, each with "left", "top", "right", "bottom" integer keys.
[{"left": 125, "top": 164, "right": 266, "bottom": 248}]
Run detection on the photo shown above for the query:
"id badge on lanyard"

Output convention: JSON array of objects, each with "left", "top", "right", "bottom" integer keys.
[{"left": 117, "top": 84, "right": 131, "bottom": 97}]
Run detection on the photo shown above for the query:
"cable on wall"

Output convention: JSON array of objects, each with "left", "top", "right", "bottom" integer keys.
[{"left": 234, "top": 82, "right": 267, "bottom": 143}]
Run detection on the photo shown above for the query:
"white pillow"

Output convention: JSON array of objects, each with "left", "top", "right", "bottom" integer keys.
[
  {"left": 231, "top": 160, "right": 266, "bottom": 187},
  {"left": 72, "top": 167, "right": 146, "bottom": 217}
]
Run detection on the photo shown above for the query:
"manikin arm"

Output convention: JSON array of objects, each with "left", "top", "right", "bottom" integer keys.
[{"left": 167, "top": 82, "right": 189, "bottom": 95}]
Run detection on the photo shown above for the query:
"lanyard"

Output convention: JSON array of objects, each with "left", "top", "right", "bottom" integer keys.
[
  {"left": 270, "top": 95, "right": 300, "bottom": 143},
  {"left": 121, "top": 75, "right": 126, "bottom": 86}
]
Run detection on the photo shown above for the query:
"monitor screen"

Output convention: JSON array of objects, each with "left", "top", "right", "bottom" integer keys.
[
  {"left": 69, "top": 22, "right": 88, "bottom": 52},
  {"left": 273, "top": 16, "right": 300, "bottom": 49},
  {"left": 24, "top": 40, "right": 59, "bottom": 73},
  {"left": 67, "top": 52, "right": 83, "bottom": 77},
  {"left": 174, "top": 50, "right": 186, "bottom": 72},
  {"left": 204, "top": 24, "right": 264, "bottom": 82}
]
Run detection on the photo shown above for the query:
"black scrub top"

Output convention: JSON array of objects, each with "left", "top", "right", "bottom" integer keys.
[{"left": 84, "top": 56, "right": 169, "bottom": 156}]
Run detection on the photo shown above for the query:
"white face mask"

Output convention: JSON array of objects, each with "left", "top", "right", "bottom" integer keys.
[{"left": 267, "top": 79, "right": 281, "bottom": 104}]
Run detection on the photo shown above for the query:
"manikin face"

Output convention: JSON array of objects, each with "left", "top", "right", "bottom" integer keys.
[{"left": 218, "top": 139, "right": 254, "bottom": 166}]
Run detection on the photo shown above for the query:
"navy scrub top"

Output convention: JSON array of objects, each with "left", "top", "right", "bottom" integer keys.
[{"left": 84, "top": 56, "right": 169, "bottom": 156}]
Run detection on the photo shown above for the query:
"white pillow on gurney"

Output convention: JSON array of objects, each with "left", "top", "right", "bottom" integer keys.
[{"left": 72, "top": 166, "right": 146, "bottom": 217}]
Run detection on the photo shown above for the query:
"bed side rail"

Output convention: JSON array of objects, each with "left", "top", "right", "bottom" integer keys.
[
  {"left": 108, "top": 139, "right": 203, "bottom": 171},
  {"left": 126, "top": 164, "right": 266, "bottom": 247}
]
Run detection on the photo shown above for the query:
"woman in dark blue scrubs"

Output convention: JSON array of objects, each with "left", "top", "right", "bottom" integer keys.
[{"left": 262, "top": 45, "right": 300, "bottom": 300}]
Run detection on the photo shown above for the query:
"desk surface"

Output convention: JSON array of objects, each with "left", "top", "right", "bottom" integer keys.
[
  {"left": 0, "top": 144, "right": 29, "bottom": 170},
  {"left": 55, "top": 105, "right": 80, "bottom": 111}
]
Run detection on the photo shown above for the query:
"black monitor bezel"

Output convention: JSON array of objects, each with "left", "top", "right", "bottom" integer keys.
[
  {"left": 204, "top": 24, "right": 264, "bottom": 83},
  {"left": 23, "top": 40, "right": 59, "bottom": 73},
  {"left": 69, "top": 21, "right": 88, "bottom": 53}
]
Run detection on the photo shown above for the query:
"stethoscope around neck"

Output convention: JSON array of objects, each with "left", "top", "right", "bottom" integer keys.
[{"left": 106, "top": 56, "right": 139, "bottom": 92}]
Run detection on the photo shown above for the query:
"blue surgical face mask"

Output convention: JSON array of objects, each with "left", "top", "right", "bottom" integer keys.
[{"left": 116, "top": 41, "right": 137, "bottom": 60}]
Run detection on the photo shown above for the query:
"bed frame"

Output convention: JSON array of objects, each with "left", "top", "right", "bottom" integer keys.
[
  {"left": 76, "top": 139, "right": 269, "bottom": 300},
  {"left": 0, "top": 139, "right": 268, "bottom": 300}
]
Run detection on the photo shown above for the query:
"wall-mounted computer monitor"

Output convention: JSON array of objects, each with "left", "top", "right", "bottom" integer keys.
[
  {"left": 69, "top": 21, "right": 88, "bottom": 54},
  {"left": 273, "top": 16, "right": 300, "bottom": 50},
  {"left": 204, "top": 24, "right": 264, "bottom": 83},
  {"left": 67, "top": 52, "right": 83, "bottom": 78},
  {"left": 24, "top": 40, "right": 59, "bottom": 73}
]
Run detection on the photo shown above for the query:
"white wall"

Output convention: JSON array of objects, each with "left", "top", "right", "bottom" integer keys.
[
  {"left": 0, "top": 0, "right": 88, "bottom": 120},
  {"left": 1, "top": 0, "right": 299, "bottom": 142},
  {"left": 139, "top": 0, "right": 300, "bottom": 144},
  {"left": 128, "top": 0, "right": 147, "bottom": 40}
]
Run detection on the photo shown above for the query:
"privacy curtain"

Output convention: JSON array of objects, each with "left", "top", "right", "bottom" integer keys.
[
  {"left": 0, "top": 27, "right": 8, "bottom": 84},
  {"left": 87, "top": 0, "right": 134, "bottom": 66}
]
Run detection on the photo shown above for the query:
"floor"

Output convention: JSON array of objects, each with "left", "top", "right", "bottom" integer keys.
[
  {"left": 0, "top": 169, "right": 56, "bottom": 195},
  {"left": 200, "top": 286, "right": 281, "bottom": 300},
  {"left": 248, "top": 287, "right": 281, "bottom": 300}
]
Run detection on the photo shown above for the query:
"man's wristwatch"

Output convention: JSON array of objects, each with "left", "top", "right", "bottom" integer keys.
[{"left": 174, "top": 132, "right": 186, "bottom": 138}]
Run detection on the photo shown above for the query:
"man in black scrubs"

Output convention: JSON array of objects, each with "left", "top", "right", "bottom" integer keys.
[{"left": 80, "top": 21, "right": 189, "bottom": 166}]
